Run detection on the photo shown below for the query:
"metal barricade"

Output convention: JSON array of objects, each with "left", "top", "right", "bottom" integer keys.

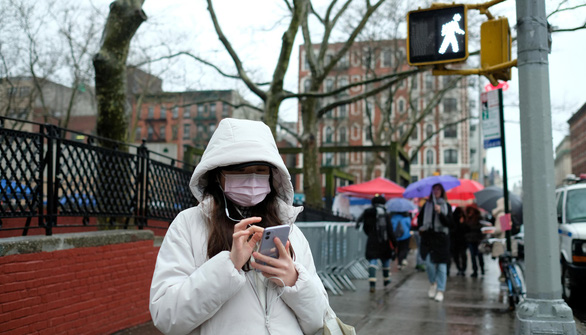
[{"left": 297, "top": 221, "right": 367, "bottom": 295}]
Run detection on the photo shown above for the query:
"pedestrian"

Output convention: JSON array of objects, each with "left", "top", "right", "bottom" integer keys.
[
  {"left": 149, "top": 118, "right": 329, "bottom": 335},
  {"left": 417, "top": 183, "right": 454, "bottom": 302},
  {"left": 449, "top": 207, "right": 468, "bottom": 276},
  {"left": 356, "top": 195, "right": 397, "bottom": 293},
  {"left": 465, "top": 205, "right": 485, "bottom": 277},
  {"left": 391, "top": 211, "right": 412, "bottom": 270}
]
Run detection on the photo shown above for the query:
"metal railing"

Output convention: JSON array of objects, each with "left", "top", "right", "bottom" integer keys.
[
  {"left": 0, "top": 116, "right": 196, "bottom": 236},
  {"left": 297, "top": 222, "right": 369, "bottom": 295}
]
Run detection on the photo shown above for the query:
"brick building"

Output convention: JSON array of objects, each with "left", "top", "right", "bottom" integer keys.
[
  {"left": 297, "top": 40, "right": 471, "bottom": 190},
  {"left": 568, "top": 102, "right": 586, "bottom": 175}
]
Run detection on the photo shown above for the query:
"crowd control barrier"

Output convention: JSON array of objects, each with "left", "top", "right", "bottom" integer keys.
[{"left": 297, "top": 222, "right": 369, "bottom": 295}]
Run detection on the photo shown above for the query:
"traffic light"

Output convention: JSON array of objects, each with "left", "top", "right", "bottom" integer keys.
[
  {"left": 481, "top": 17, "right": 512, "bottom": 81},
  {"left": 407, "top": 5, "right": 468, "bottom": 66}
]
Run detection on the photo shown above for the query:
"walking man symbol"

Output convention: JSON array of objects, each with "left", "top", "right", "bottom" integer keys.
[{"left": 438, "top": 13, "right": 465, "bottom": 54}]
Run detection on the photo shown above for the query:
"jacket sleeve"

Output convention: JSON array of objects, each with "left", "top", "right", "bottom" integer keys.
[
  {"left": 280, "top": 224, "right": 328, "bottom": 335},
  {"left": 149, "top": 213, "right": 246, "bottom": 335}
]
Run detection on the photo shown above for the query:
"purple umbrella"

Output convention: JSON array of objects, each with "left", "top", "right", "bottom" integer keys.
[{"left": 403, "top": 175, "right": 461, "bottom": 199}]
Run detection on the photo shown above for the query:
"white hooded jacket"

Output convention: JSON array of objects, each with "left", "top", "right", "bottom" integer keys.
[{"left": 149, "top": 118, "right": 328, "bottom": 335}]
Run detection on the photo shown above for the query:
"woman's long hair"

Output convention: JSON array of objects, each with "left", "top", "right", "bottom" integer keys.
[{"left": 202, "top": 168, "right": 291, "bottom": 271}]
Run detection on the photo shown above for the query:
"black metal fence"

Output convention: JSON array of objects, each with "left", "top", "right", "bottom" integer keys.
[{"left": 0, "top": 116, "right": 196, "bottom": 236}]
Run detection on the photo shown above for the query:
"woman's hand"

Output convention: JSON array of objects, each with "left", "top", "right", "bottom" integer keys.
[
  {"left": 251, "top": 238, "right": 298, "bottom": 287},
  {"left": 230, "top": 217, "right": 263, "bottom": 271}
]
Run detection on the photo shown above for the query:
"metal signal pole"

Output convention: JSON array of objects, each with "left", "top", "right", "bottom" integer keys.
[{"left": 514, "top": 0, "right": 576, "bottom": 333}]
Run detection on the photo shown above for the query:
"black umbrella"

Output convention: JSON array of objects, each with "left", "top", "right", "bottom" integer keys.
[{"left": 474, "top": 186, "right": 523, "bottom": 223}]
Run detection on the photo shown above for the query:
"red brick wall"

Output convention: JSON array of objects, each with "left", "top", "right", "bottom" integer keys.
[{"left": 0, "top": 240, "right": 160, "bottom": 335}]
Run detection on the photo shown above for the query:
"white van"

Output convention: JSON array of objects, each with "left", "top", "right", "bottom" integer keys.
[{"left": 555, "top": 174, "right": 586, "bottom": 304}]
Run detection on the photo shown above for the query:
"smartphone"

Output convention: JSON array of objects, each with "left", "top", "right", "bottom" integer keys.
[{"left": 257, "top": 225, "right": 291, "bottom": 264}]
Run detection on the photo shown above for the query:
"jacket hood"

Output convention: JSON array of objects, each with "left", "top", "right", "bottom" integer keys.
[{"left": 189, "top": 118, "right": 294, "bottom": 205}]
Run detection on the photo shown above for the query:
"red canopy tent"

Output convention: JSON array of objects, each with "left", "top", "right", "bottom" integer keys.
[{"left": 336, "top": 177, "right": 405, "bottom": 199}]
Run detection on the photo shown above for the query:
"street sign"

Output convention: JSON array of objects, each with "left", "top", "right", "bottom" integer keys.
[
  {"left": 407, "top": 5, "right": 468, "bottom": 66},
  {"left": 481, "top": 89, "right": 501, "bottom": 148}
]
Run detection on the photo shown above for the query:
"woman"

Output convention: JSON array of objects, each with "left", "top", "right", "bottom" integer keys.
[
  {"left": 149, "top": 118, "right": 328, "bottom": 335},
  {"left": 465, "top": 205, "right": 485, "bottom": 277},
  {"left": 417, "top": 183, "right": 453, "bottom": 302},
  {"left": 449, "top": 207, "right": 468, "bottom": 276}
]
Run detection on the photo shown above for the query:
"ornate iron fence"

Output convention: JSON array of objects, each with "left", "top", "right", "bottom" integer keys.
[{"left": 0, "top": 116, "right": 196, "bottom": 236}]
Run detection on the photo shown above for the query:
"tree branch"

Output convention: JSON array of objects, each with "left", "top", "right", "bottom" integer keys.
[
  {"left": 206, "top": 0, "right": 267, "bottom": 100},
  {"left": 130, "top": 51, "right": 271, "bottom": 86}
]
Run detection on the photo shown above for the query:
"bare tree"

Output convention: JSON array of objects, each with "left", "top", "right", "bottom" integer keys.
[
  {"left": 93, "top": 0, "right": 146, "bottom": 148},
  {"left": 205, "top": 0, "right": 307, "bottom": 137}
]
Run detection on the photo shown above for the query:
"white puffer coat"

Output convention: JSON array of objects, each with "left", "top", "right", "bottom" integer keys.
[{"left": 149, "top": 118, "right": 328, "bottom": 335}]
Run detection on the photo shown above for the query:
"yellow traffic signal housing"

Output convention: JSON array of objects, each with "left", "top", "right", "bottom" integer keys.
[
  {"left": 480, "top": 17, "right": 512, "bottom": 81},
  {"left": 407, "top": 5, "right": 468, "bottom": 66}
]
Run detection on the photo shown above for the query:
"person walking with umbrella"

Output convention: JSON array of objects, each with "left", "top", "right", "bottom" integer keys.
[
  {"left": 387, "top": 198, "right": 417, "bottom": 270},
  {"left": 417, "top": 183, "right": 454, "bottom": 302}
]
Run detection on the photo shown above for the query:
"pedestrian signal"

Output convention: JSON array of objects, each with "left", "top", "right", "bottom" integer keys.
[{"left": 407, "top": 5, "right": 468, "bottom": 66}]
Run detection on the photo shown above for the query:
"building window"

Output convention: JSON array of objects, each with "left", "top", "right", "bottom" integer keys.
[
  {"left": 147, "top": 125, "right": 154, "bottom": 140},
  {"left": 339, "top": 153, "right": 347, "bottom": 166},
  {"left": 412, "top": 75, "right": 418, "bottom": 89},
  {"left": 443, "top": 98, "right": 458, "bottom": 113},
  {"left": 362, "top": 48, "right": 375, "bottom": 69},
  {"left": 304, "top": 51, "right": 311, "bottom": 70},
  {"left": 444, "top": 149, "right": 458, "bottom": 164},
  {"left": 222, "top": 103, "right": 230, "bottom": 117},
  {"left": 324, "top": 126, "right": 333, "bottom": 143},
  {"left": 325, "top": 78, "right": 334, "bottom": 92},
  {"left": 444, "top": 124, "right": 457, "bottom": 138},
  {"left": 426, "top": 149, "right": 434, "bottom": 165},
  {"left": 172, "top": 106, "right": 179, "bottom": 119},
  {"left": 135, "top": 127, "right": 142, "bottom": 141},
  {"left": 148, "top": 106, "right": 154, "bottom": 119},
  {"left": 425, "top": 124, "right": 434, "bottom": 139},
  {"left": 381, "top": 49, "right": 393, "bottom": 68},
  {"left": 183, "top": 124, "right": 190, "bottom": 139},
  {"left": 425, "top": 73, "right": 433, "bottom": 90},
  {"left": 304, "top": 79, "right": 311, "bottom": 93},
  {"left": 338, "top": 77, "right": 349, "bottom": 96},
  {"left": 411, "top": 125, "right": 418, "bottom": 140},
  {"left": 398, "top": 100, "right": 405, "bottom": 114},
  {"left": 411, "top": 175, "right": 419, "bottom": 183},
  {"left": 210, "top": 103, "right": 216, "bottom": 115},
  {"left": 209, "top": 123, "right": 217, "bottom": 133},
  {"left": 339, "top": 104, "right": 347, "bottom": 118},
  {"left": 197, "top": 104, "right": 205, "bottom": 117},
  {"left": 159, "top": 125, "right": 166, "bottom": 140},
  {"left": 160, "top": 106, "right": 167, "bottom": 119},
  {"left": 339, "top": 127, "right": 347, "bottom": 143},
  {"left": 323, "top": 152, "right": 334, "bottom": 166},
  {"left": 183, "top": 106, "right": 191, "bottom": 118},
  {"left": 338, "top": 52, "right": 349, "bottom": 69}
]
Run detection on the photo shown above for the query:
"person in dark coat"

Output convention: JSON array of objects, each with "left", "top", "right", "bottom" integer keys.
[
  {"left": 356, "top": 195, "right": 397, "bottom": 293},
  {"left": 449, "top": 207, "right": 468, "bottom": 276},
  {"left": 417, "top": 183, "right": 453, "bottom": 302},
  {"left": 465, "top": 205, "right": 485, "bottom": 277}
]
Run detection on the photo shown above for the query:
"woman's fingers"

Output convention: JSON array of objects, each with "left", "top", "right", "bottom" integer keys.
[{"left": 234, "top": 216, "right": 262, "bottom": 231}]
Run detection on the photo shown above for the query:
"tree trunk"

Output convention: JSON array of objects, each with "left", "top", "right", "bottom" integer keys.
[
  {"left": 93, "top": 0, "right": 146, "bottom": 148},
  {"left": 301, "top": 97, "right": 323, "bottom": 208}
]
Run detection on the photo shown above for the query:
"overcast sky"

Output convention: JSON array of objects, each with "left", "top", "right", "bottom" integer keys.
[{"left": 95, "top": 0, "right": 586, "bottom": 186}]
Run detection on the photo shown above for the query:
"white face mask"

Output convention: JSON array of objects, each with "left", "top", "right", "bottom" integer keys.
[{"left": 223, "top": 173, "right": 271, "bottom": 207}]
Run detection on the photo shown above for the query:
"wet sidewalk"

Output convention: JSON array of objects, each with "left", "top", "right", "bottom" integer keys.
[
  {"left": 331, "top": 254, "right": 516, "bottom": 334},
  {"left": 115, "top": 253, "right": 586, "bottom": 334}
]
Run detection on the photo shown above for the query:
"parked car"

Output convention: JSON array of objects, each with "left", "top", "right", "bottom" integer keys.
[{"left": 555, "top": 174, "right": 586, "bottom": 305}]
